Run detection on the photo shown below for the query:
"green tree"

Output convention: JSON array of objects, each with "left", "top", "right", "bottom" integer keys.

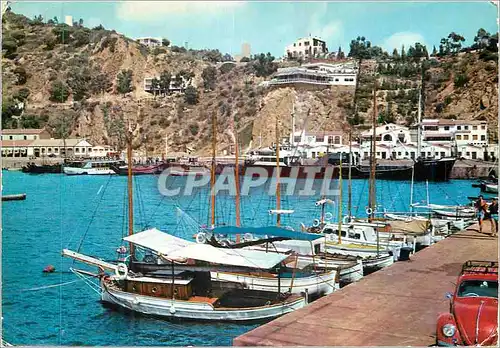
[
  {"left": 337, "top": 46, "right": 345, "bottom": 59},
  {"left": 116, "top": 70, "right": 133, "bottom": 94},
  {"left": 151, "top": 77, "right": 160, "bottom": 97},
  {"left": 49, "top": 81, "right": 70, "bottom": 102},
  {"left": 202, "top": 66, "right": 217, "bottom": 90},
  {"left": 13, "top": 66, "right": 27, "bottom": 85},
  {"left": 392, "top": 48, "right": 399, "bottom": 60},
  {"left": 400, "top": 45, "right": 406, "bottom": 61},
  {"left": 454, "top": 73, "right": 469, "bottom": 88},
  {"left": 161, "top": 38, "right": 170, "bottom": 47},
  {"left": 14, "top": 88, "right": 30, "bottom": 101},
  {"left": 473, "top": 28, "right": 490, "bottom": 50},
  {"left": 3, "top": 39, "right": 18, "bottom": 58},
  {"left": 32, "top": 14, "right": 44, "bottom": 25},
  {"left": 159, "top": 70, "right": 172, "bottom": 95},
  {"left": 431, "top": 45, "right": 437, "bottom": 56},
  {"left": 448, "top": 32, "right": 465, "bottom": 54},
  {"left": 73, "top": 29, "right": 90, "bottom": 47},
  {"left": 240, "top": 56, "right": 250, "bottom": 62},
  {"left": 184, "top": 86, "right": 198, "bottom": 105},
  {"left": 90, "top": 73, "right": 113, "bottom": 94},
  {"left": 222, "top": 53, "right": 233, "bottom": 62},
  {"left": 66, "top": 67, "right": 91, "bottom": 101},
  {"left": 251, "top": 52, "right": 277, "bottom": 77},
  {"left": 2, "top": 96, "right": 22, "bottom": 127}
]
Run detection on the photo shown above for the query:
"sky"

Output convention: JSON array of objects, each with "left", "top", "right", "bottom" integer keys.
[{"left": 10, "top": 1, "right": 499, "bottom": 57}]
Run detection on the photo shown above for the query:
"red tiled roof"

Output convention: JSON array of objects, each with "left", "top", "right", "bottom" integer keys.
[
  {"left": 1, "top": 128, "right": 47, "bottom": 135},
  {"left": 0, "top": 140, "right": 33, "bottom": 147}
]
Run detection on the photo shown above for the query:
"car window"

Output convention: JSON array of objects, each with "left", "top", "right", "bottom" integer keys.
[{"left": 457, "top": 280, "right": 498, "bottom": 298}]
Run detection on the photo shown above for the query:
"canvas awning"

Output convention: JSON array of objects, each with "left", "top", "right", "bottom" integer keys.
[
  {"left": 123, "top": 228, "right": 193, "bottom": 255},
  {"left": 389, "top": 220, "right": 429, "bottom": 235},
  {"left": 212, "top": 225, "right": 321, "bottom": 241},
  {"left": 166, "top": 243, "right": 289, "bottom": 270}
]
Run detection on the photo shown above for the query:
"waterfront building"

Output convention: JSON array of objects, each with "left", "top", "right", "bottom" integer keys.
[
  {"left": 1, "top": 128, "right": 50, "bottom": 141},
  {"left": 285, "top": 36, "right": 328, "bottom": 60},
  {"left": 90, "top": 145, "right": 116, "bottom": 158},
  {"left": 28, "top": 139, "right": 93, "bottom": 158}
]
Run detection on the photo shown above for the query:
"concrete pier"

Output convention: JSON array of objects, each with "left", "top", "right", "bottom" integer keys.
[{"left": 233, "top": 227, "right": 498, "bottom": 346}]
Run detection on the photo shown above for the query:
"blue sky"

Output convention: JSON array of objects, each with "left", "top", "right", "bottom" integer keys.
[{"left": 11, "top": 1, "right": 498, "bottom": 57}]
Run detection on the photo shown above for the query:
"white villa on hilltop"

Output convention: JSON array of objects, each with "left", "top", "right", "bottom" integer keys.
[{"left": 285, "top": 36, "right": 328, "bottom": 60}]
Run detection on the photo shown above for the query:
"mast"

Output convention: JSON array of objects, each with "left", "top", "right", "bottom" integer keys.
[
  {"left": 417, "top": 85, "right": 422, "bottom": 158},
  {"left": 127, "top": 112, "right": 134, "bottom": 258},
  {"left": 275, "top": 116, "right": 281, "bottom": 227},
  {"left": 211, "top": 111, "right": 217, "bottom": 228},
  {"left": 234, "top": 116, "right": 241, "bottom": 228},
  {"left": 337, "top": 154, "right": 343, "bottom": 244},
  {"left": 348, "top": 128, "right": 352, "bottom": 221},
  {"left": 368, "top": 85, "right": 377, "bottom": 222}
]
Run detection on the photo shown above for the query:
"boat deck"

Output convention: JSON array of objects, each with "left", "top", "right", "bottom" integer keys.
[{"left": 233, "top": 226, "right": 498, "bottom": 346}]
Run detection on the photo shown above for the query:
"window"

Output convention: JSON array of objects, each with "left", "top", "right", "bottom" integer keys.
[
  {"left": 466, "top": 152, "right": 470, "bottom": 156},
  {"left": 444, "top": 126, "right": 450, "bottom": 131},
  {"left": 456, "top": 135, "right": 462, "bottom": 140},
  {"left": 398, "top": 152, "right": 402, "bottom": 156},
  {"left": 24, "top": 136, "right": 27, "bottom": 140},
  {"left": 472, "top": 152, "right": 477, "bottom": 159},
  {"left": 481, "top": 135, "right": 486, "bottom": 141},
  {"left": 458, "top": 280, "right": 498, "bottom": 298},
  {"left": 335, "top": 78, "right": 339, "bottom": 82},
  {"left": 441, "top": 152, "right": 445, "bottom": 157},
  {"left": 428, "top": 152, "right": 432, "bottom": 156},
  {"left": 421, "top": 152, "right": 425, "bottom": 157},
  {"left": 9, "top": 136, "right": 12, "bottom": 140},
  {"left": 473, "top": 126, "right": 477, "bottom": 130},
  {"left": 376, "top": 152, "right": 380, "bottom": 156},
  {"left": 55, "top": 148, "right": 59, "bottom": 153},
  {"left": 293, "top": 43, "right": 296, "bottom": 47},
  {"left": 481, "top": 125, "right": 486, "bottom": 130},
  {"left": 464, "top": 135, "right": 469, "bottom": 140},
  {"left": 363, "top": 152, "right": 369, "bottom": 158},
  {"left": 464, "top": 126, "right": 469, "bottom": 130},
  {"left": 299, "top": 42, "right": 302, "bottom": 46},
  {"left": 473, "top": 135, "right": 478, "bottom": 140},
  {"left": 75, "top": 148, "right": 80, "bottom": 153},
  {"left": 435, "top": 152, "right": 438, "bottom": 156},
  {"left": 411, "top": 152, "right": 415, "bottom": 159},
  {"left": 383, "top": 134, "right": 392, "bottom": 141},
  {"left": 312, "top": 152, "right": 316, "bottom": 158},
  {"left": 294, "top": 136, "right": 301, "bottom": 143},
  {"left": 405, "top": 152, "right": 409, "bottom": 156},
  {"left": 304, "top": 41, "right": 309, "bottom": 46},
  {"left": 41, "top": 148, "right": 45, "bottom": 153},
  {"left": 48, "top": 148, "right": 52, "bottom": 152},
  {"left": 334, "top": 136, "right": 340, "bottom": 144},
  {"left": 316, "top": 136, "right": 325, "bottom": 143},
  {"left": 458, "top": 152, "right": 462, "bottom": 157},
  {"left": 457, "top": 126, "right": 461, "bottom": 130}
]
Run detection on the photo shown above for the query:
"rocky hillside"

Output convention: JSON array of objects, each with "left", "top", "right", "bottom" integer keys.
[{"left": 2, "top": 11, "right": 498, "bottom": 155}]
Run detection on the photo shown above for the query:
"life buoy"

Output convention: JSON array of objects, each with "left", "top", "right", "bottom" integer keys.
[
  {"left": 342, "top": 215, "right": 350, "bottom": 224},
  {"left": 115, "top": 263, "right": 128, "bottom": 280},
  {"left": 219, "top": 239, "right": 230, "bottom": 247},
  {"left": 365, "top": 207, "right": 373, "bottom": 216},
  {"left": 196, "top": 232, "right": 207, "bottom": 244},
  {"left": 324, "top": 212, "right": 333, "bottom": 221},
  {"left": 243, "top": 233, "right": 253, "bottom": 241},
  {"left": 312, "top": 219, "right": 320, "bottom": 227}
]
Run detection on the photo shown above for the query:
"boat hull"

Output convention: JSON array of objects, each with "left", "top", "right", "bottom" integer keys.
[
  {"left": 101, "top": 282, "right": 306, "bottom": 322},
  {"left": 21, "top": 163, "right": 62, "bottom": 174},
  {"left": 362, "top": 254, "right": 395, "bottom": 274},
  {"left": 296, "top": 256, "right": 364, "bottom": 284},
  {"left": 112, "top": 164, "right": 167, "bottom": 175},
  {"left": 63, "top": 167, "right": 116, "bottom": 175},
  {"left": 210, "top": 269, "right": 339, "bottom": 296}
]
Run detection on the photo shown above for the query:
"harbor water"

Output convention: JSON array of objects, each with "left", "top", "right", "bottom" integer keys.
[{"left": 2, "top": 171, "right": 481, "bottom": 346}]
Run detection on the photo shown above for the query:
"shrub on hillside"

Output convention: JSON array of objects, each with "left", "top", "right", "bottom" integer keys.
[
  {"left": 454, "top": 73, "right": 469, "bottom": 88},
  {"left": 3, "top": 39, "right": 18, "bottom": 59},
  {"left": 189, "top": 123, "right": 199, "bottom": 136},
  {"left": 72, "top": 29, "right": 90, "bottom": 47},
  {"left": 184, "top": 86, "right": 199, "bottom": 105},
  {"left": 49, "top": 81, "right": 70, "bottom": 102},
  {"left": 202, "top": 66, "right": 217, "bottom": 90},
  {"left": 116, "top": 70, "right": 133, "bottom": 94},
  {"left": 14, "top": 88, "right": 30, "bottom": 101},
  {"left": 13, "top": 66, "right": 28, "bottom": 85}
]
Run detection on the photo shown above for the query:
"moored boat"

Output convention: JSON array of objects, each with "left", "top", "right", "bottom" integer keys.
[{"left": 63, "top": 159, "right": 124, "bottom": 175}]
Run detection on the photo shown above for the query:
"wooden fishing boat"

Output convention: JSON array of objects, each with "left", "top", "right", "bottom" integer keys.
[{"left": 111, "top": 163, "right": 166, "bottom": 175}]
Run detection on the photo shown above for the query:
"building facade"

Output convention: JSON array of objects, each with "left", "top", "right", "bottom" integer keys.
[
  {"left": 285, "top": 36, "right": 328, "bottom": 60},
  {"left": 1, "top": 128, "right": 51, "bottom": 141},
  {"left": 144, "top": 75, "right": 189, "bottom": 94},
  {"left": 263, "top": 62, "right": 357, "bottom": 87},
  {"left": 136, "top": 37, "right": 162, "bottom": 48}
]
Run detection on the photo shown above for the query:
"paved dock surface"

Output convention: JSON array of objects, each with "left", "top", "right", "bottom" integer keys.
[{"left": 233, "top": 228, "right": 498, "bottom": 346}]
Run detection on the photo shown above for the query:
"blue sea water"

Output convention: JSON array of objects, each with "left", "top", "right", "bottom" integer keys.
[{"left": 2, "top": 171, "right": 480, "bottom": 346}]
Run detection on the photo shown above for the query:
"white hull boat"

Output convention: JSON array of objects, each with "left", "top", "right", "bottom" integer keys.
[
  {"left": 484, "top": 184, "right": 498, "bottom": 193},
  {"left": 294, "top": 255, "right": 364, "bottom": 284},
  {"left": 101, "top": 276, "right": 306, "bottom": 321},
  {"left": 210, "top": 269, "right": 339, "bottom": 296}
]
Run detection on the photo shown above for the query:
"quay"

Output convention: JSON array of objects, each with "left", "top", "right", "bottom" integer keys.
[{"left": 233, "top": 227, "right": 498, "bottom": 346}]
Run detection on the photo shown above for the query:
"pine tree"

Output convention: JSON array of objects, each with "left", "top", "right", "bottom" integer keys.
[
  {"left": 392, "top": 48, "right": 399, "bottom": 60},
  {"left": 431, "top": 45, "right": 437, "bottom": 57},
  {"left": 401, "top": 44, "right": 406, "bottom": 61}
]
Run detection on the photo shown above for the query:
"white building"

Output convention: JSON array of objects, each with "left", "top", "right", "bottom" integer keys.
[
  {"left": 1, "top": 128, "right": 51, "bottom": 141},
  {"left": 136, "top": 37, "right": 162, "bottom": 48},
  {"left": 288, "top": 130, "right": 343, "bottom": 159},
  {"left": 285, "top": 36, "right": 328, "bottom": 60},
  {"left": 421, "top": 119, "right": 488, "bottom": 147},
  {"left": 234, "top": 42, "right": 251, "bottom": 62},
  {"left": 264, "top": 62, "right": 357, "bottom": 87},
  {"left": 90, "top": 145, "right": 115, "bottom": 158},
  {"left": 28, "top": 139, "right": 93, "bottom": 158},
  {"left": 64, "top": 15, "right": 73, "bottom": 26},
  {"left": 144, "top": 75, "right": 190, "bottom": 93}
]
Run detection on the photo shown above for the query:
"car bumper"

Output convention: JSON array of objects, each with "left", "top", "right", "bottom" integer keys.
[{"left": 437, "top": 340, "right": 458, "bottom": 346}]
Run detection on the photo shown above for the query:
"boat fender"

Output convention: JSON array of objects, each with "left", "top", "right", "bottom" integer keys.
[
  {"left": 243, "top": 233, "right": 253, "bottom": 241},
  {"left": 219, "top": 239, "right": 230, "bottom": 247},
  {"left": 265, "top": 300, "right": 271, "bottom": 306},
  {"left": 196, "top": 232, "right": 207, "bottom": 244},
  {"left": 324, "top": 212, "right": 333, "bottom": 221},
  {"left": 132, "top": 297, "right": 139, "bottom": 305},
  {"left": 342, "top": 215, "right": 350, "bottom": 224},
  {"left": 312, "top": 219, "right": 320, "bottom": 227},
  {"left": 115, "top": 263, "right": 128, "bottom": 280},
  {"left": 169, "top": 305, "right": 176, "bottom": 314},
  {"left": 365, "top": 208, "right": 373, "bottom": 216}
]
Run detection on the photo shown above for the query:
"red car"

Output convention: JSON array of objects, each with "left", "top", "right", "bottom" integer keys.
[{"left": 436, "top": 260, "right": 498, "bottom": 346}]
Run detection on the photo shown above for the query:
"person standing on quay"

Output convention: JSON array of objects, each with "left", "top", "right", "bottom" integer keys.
[
  {"left": 488, "top": 198, "right": 498, "bottom": 236},
  {"left": 475, "top": 195, "right": 488, "bottom": 233}
]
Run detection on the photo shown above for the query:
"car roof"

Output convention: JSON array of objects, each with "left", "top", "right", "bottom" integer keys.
[{"left": 459, "top": 273, "right": 498, "bottom": 282}]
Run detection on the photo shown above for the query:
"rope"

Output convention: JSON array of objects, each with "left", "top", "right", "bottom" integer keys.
[
  {"left": 20, "top": 279, "right": 83, "bottom": 292},
  {"left": 75, "top": 174, "right": 113, "bottom": 253}
]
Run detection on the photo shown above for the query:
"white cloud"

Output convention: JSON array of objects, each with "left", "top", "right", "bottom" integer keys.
[
  {"left": 306, "top": 3, "right": 343, "bottom": 45},
  {"left": 116, "top": 1, "right": 245, "bottom": 21},
  {"left": 382, "top": 32, "right": 427, "bottom": 52}
]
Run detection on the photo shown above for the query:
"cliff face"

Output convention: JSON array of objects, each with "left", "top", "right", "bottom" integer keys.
[{"left": 2, "top": 11, "right": 497, "bottom": 156}]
